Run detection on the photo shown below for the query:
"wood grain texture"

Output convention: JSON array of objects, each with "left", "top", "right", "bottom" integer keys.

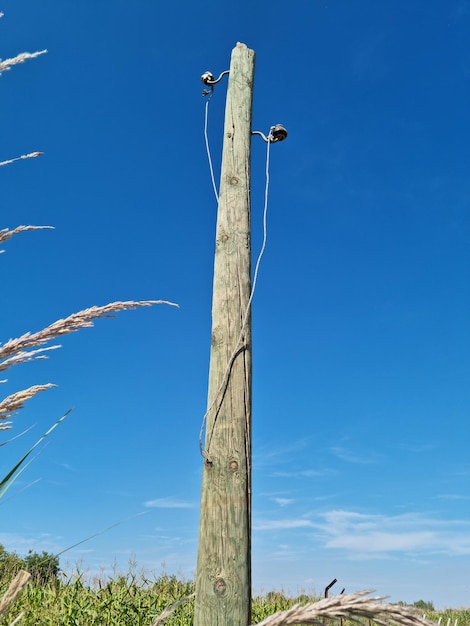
[{"left": 194, "top": 42, "right": 255, "bottom": 626}]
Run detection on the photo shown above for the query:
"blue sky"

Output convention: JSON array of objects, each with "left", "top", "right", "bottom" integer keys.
[{"left": 1, "top": 0, "right": 469, "bottom": 611}]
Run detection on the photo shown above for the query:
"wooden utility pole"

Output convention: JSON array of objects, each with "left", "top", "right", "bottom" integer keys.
[{"left": 194, "top": 42, "right": 255, "bottom": 626}]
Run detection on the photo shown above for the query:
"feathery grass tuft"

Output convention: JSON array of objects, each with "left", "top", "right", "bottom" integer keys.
[
  {"left": 0, "top": 225, "right": 53, "bottom": 250},
  {"left": 0, "top": 384, "right": 56, "bottom": 423},
  {"left": 0, "top": 50, "right": 47, "bottom": 75},
  {"left": 0, "top": 300, "right": 179, "bottom": 373},
  {"left": 0, "top": 570, "right": 30, "bottom": 618},
  {"left": 0, "top": 300, "right": 178, "bottom": 429},
  {"left": 151, "top": 593, "right": 196, "bottom": 626},
  {"left": 0, "top": 151, "right": 44, "bottom": 168},
  {"left": 250, "top": 590, "right": 437, "bottom": 626}
]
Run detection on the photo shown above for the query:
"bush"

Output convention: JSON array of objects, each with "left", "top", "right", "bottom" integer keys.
[
  {"left": 413, "top": 599, "right": 435, "bottom": 612},
  {"left": 0, "top": 545, "right": 23, "bottom": 583},
  {"left": 0, "top": 544, "right": 60, "bottom": 587},
  {"left": 23, "top": 549, "right": 60, "bottom": 585}
]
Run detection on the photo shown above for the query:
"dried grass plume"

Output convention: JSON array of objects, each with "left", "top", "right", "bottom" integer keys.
[
  {"left": 0, "top": 300, "right": 178, "bottom": 427},
  {"left": 0, "top": 49, "right": 47, "bottom": 75},
  {"left": 0, "top": 225, "right": 53, "bottom": 250},
  {"left": 0, "top": 300, "right": 179, "bottom": 373},
  {"left": 0, "top": 570, "right": 31, "bottom": 617},
  {"left": 151, "top": 593, "right": 195, "bottom": 626},
  {"left": 0, "top": 384, "right": 57, "bottom": 423},
  {"left": 250, "top": 591, "right": 436, "bottom": 626},
  {"left": 0, "top": 151, "right": 44, "bottom": 168}
]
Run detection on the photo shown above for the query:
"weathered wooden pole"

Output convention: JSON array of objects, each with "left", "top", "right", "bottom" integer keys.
[{"left": 194, "top": 42, "right": 255, "bottom": 626}]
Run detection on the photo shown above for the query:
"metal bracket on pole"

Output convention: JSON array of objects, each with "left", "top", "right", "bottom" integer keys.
[
  {"left": 252, "top": 124, "right": 288, "bottom": 143},
  {"left": 324, "top": 579, "right": 343, "bottom": 626},
  {"left": 201, "top": 70, "right": 230, "bottom": 96},
  {"left": 325, "top": 578, "right": 338, "bottom": 599}
]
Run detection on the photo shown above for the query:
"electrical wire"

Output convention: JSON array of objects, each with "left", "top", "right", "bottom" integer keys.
[
  {"left": 199, "top": 134, "right": 273, "bottom": 459},
  {"left": 204, "top": 96, "right": 219, "bottom": 203}
]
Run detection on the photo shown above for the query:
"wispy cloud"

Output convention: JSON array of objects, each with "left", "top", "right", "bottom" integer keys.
[
  {"left": 350, "top": 30, "right": 388, "bottom": 81},
  {"left": 272, "top": 497, "right": 294, "bottom": 507},
  {"left": 330, "top": 446, "right": 383, "bottom": 464},
  {"left": 272, "top": 469, "right": 333, "bottom": 478},
  {"left": 55, "top": 461, "right": 76, "bottom": 472},
  {"left": 253, "top": 439, "right": 311, "bottom": 470},
  {"left": 452, "top": 465, "right": 470, "bottom": 476},
  {"left": 310, "top": 509, "right": 470, "bottom": 557},
  {"left": 451, "top": 0, "right": 470, "bottom": 20},
  {"left": 144, "top": 497, "right": 194, "bottom": 509},
  {"left": 438, "top": 494, "right": 470, "bottom": 501},
  {"left": 397, "top": 442, "right": 437, "bottom": 454},
  {"left": 254, "top": 519, "right": 314, "bottom": 531},
  {"left": 0, "top": 532, "right": 64, "bottom": 556}
]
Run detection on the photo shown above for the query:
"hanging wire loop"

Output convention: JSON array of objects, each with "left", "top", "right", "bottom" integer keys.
[{"left": 199, "top": 122, "right": 276, "bottom": 459}]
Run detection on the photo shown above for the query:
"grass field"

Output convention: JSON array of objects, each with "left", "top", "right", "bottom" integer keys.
[{"left": 1, "top": 565, "right": 469, "bottom": 626}]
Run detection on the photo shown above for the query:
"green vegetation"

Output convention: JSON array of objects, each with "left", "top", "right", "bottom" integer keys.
[
  {"left": 413, "top": 600, "right": 435, "bottom": 612},
  {"left": 0, "top": 544, "right": 59, "bottom": 587},
  {"left": 1, "top": 568, "right": 194, "bottom": 625},
  {"left": 0, "top": 550, "right": 469, "bottom": 626},
  {"left": 251, "top": 589, "right": 318, "bottom": 624}
]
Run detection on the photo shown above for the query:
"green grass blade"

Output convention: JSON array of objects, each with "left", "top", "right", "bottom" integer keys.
[{"left": 0, "top": 408, "right": 73, "bottom": 498}]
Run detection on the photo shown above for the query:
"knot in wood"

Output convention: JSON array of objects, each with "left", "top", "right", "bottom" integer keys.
[
  {"left": 230, "top": 176, "right": 239, "bottom": 185},
  {"left": 213, "top": 578, "right": 227, "bottom": 595},
  {"left": 229, "top": 460, "right": 238, "bottom": 472},
  {"left": 211, "top": 328, "right": 224, "bottom": 348}
]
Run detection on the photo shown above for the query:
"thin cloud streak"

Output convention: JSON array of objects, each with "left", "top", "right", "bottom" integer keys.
[
  {"left": 272, "top": 469, "right": 332, "bottom": 478},
  {"left": 437, "top": 494, "right": 470, "bottom": 501},
  {"left": 330, "top": 446, "right": 383, "bottom": 464},
  {"left": 272, "top": 498, "right": 294, "bottom": 507},
  {"left": 144, "top": 497, "right": 194, "bottom": 509},
  {"left": 0, "top": 531, "right": 64, "bottom": 556},
  {"left": 397, "top": 442, "right": 438, "bottom": 453},
  {"left": 309, "top": 509, "right": 470, "bottom": 557},
  {"left": 254, "top": 519, "right": 314, "bottom": 531},
  {"left": 253, "top": 439, "right": 311, "bottom": 470}
]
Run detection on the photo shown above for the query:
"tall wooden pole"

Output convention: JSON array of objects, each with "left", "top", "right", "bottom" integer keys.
[{"left": 194, "top": 42, "right": 255, "bottom": 626}]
